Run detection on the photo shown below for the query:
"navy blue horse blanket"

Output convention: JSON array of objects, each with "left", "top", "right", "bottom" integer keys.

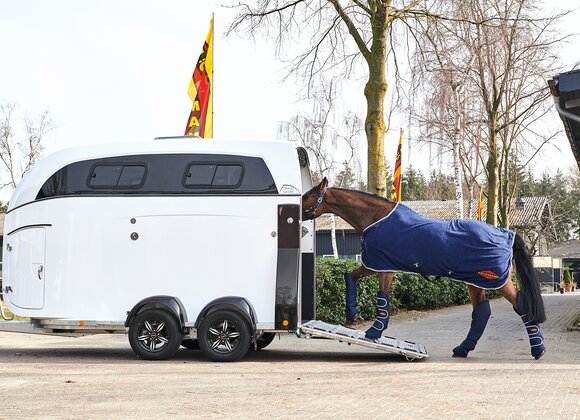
[{"left": 361, "top": 203, "right": 515, "bottom": 289}]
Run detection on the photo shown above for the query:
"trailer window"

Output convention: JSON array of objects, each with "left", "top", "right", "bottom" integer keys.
[
  {"left": 184, "top": 163, "right": 243, "bottom": 188},
  {"left": 89, "top": 165, "right": 146, "bottom": 188}
]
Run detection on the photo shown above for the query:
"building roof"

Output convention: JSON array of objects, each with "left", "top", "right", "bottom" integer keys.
[
  {"left": 546, "top": 240, "right": 580, "bottom": 259},
  {"left": 548, "top": 70, "right": 580, "bottom": 170},
  {"left": 316, "top": 197, "right": 551, "bottom": 231}
]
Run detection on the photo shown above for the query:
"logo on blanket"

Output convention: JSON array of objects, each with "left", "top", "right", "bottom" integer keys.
[{"left": 478, "top": 270, "right": 499, "bottom": 280}]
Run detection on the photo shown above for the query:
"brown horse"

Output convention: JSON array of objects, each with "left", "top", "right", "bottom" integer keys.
[{"left": 302, "top": 178, "right": 546, "bottom": 359}]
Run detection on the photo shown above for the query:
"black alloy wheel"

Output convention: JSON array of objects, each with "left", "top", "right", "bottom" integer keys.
[
  {"left": 128, "top": 309, "right": 182, "bottom": 360},
  {"left": 198, "top": 310, "right": 251, "bottom": 362}
]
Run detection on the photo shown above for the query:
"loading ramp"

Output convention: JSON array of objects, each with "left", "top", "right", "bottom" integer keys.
[{"left": 299, "top": 320, "right": 429, "bottom": 360}]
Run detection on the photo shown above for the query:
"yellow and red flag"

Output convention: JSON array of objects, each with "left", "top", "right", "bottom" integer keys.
[
  {"left": 390, "top": 129, "right": 404, "bottom": 202},
  {"left": 477, "top": 189, "right": 484, "bottom": 221},
  {"left": 184, "top": 19, "right": 213, "bottom": 138}
]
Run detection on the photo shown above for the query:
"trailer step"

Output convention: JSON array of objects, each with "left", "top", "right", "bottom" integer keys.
[{"left": 299, "top": 320, "right": 429, "bottom": 360}]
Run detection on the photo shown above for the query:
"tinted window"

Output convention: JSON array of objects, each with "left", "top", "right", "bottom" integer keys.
[
  {"left": 89, "top": 164, "right": 146, "bottom": 188},
  {"left": 90, "top": 165, "right": 122, "bottom": 187},
  {"left": 185, "top": 163, "right": 243, "bottom": 188},
  {"left": 186, "top": 164, "right": 217, "bottom": 186},
  {"left": 215, "top": 165, "right": 243, "bottom": 186},
  {"left": 118, "top": 166, "right": 146, "bottom": 186}
]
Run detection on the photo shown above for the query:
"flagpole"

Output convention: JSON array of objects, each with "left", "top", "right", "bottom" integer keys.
[{"left": 212, "top": 12, "right": 214, "bottom": 138}]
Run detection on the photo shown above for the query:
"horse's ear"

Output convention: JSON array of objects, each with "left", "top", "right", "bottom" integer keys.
[{"left": 321, "top": 177, "right": 329, "bottom": 189}]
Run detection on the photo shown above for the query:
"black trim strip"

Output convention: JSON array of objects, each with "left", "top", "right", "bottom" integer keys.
[
  {"left": 7, "top": 224, "right": 52, "bottom": 236},
  {"left": 6, "top": 193, "right": 301, "bottom": 214},
  {"left": 274, "top": 204, "right": 300, "bottom": 330}
]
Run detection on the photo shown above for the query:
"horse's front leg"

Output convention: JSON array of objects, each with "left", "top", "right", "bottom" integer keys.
[
  {"left": 365, "top": 272, "right": 394, "bottom": 339},
  {"left": 344, "top": 266, "right": 374, "bottom": 322},
  {"left": 452, "top": 285, "right": 491, "bottom": 357}
]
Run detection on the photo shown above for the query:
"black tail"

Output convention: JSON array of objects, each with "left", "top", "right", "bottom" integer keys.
[{"left": 512, "top": 233, "right": 546, "bottom": 323}]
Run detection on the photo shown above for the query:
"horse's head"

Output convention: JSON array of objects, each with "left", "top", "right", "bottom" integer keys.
[{"left": 301, "top": 177, "right": 329, "bottom": 220}]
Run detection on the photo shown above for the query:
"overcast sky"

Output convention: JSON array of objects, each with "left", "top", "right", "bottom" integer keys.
[{"left": 0, "top": 0, "right": 578, "bottom": 202}]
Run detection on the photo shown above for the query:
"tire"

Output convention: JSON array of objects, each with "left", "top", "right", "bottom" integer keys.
[
  {"left": 253, "top": 332, "right": 276, "bottom": 351},
  {"left": 198, "top": 310, "right": 252, "bottom": 362},
  {"left": 128, "top": 309, "right": 182, "bottom": 360},
  {"left": 181, "top": 338, "right": 200, "bottom": 350}
]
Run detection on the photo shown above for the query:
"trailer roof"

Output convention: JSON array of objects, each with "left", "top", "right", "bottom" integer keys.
[{"left": 8, "top": 139, "right": 302, "bottom": 211}]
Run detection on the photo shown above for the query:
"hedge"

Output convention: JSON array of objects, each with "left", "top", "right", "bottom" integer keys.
[{"left": 315, "top": 258, "right": 500, "bottom": 324}]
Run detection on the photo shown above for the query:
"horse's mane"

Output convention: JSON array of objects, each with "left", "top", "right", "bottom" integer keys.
[{"left": 331, "top": 187, "right": 394, "bottom": 204}]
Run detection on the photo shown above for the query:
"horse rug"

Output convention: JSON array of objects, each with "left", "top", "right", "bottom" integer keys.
[{"left": 361, "top": 203, "right": 515, "bottom": 289}]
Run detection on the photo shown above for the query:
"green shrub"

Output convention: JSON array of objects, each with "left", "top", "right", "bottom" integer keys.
[
  {"left": 564, "top": 268, "right": 572, "bottom": 285},
  {"left": 315, "top": 257, "right": 500, "bottom": 323}
]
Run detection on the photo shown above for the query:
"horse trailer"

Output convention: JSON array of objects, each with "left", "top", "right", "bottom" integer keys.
[{"left": 1, "top": 138, "right": 428, "bottom": 362}]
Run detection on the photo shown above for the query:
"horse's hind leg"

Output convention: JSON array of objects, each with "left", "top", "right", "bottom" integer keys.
[
  {"left": 499, "top": 277, "right": 545, "bottom": 360},
  {"left": 452, "top": 285, "right": 491, "bottom": 358},
  {"left": 344, "top": 266, "right": 374, "bottom": 322}
]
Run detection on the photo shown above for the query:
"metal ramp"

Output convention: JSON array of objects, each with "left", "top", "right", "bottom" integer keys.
[{"left": 299, "top": 320, "right": 429, "bottom": 360}]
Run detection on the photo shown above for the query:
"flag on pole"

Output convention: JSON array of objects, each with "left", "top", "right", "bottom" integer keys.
[
  {"left": 390, "top": 129, "right": 404, "bottom": 202},
  {"left": 477, "top": 189, "right": 484, "bottom": 221},
  {"left": 184, "top": 19, "right": 213, "bottom": 138}
]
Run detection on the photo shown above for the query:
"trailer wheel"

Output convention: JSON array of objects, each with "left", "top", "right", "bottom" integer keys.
[
  {"left": 198, "top": 310, "right": 251, "bottom": 362},
  {"left": 128, "top": 309, "right": 182, "bottom": 360},
  {"left": 253, "top": 333, "right": 276, "bottom": 351}
]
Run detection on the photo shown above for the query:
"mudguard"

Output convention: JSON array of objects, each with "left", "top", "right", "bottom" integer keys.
[
  {"left": 125, "top": 295, "right": 188, "bottom": 329},
  {"left": 195, "top": 296, "right": 257, "bottom": 331}
]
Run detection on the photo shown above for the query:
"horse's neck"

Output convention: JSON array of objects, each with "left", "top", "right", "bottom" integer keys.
[{"left": 324, "top": 188, "right": 394, "bottom": 234}]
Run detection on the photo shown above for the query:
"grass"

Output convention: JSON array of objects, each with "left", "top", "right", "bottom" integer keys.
[{"left": 0, "top": 301, "right": 29, "bottom": 321}]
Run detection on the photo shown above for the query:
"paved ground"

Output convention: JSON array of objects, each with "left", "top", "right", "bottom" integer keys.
[{"left": 0, "top": 293, "right": 578, "bottom": 419}]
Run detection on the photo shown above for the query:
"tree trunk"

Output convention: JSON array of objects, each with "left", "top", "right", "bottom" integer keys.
[
  {"left": 452, "top": 87, "right": 464, "bottom": 219},
  {"left": 364, "top": 6, "right": 389, "bottom": 197},
  {"left": 485, "top": 130, "right": 499, "bottom": 226},
  {"left": 330, "top": 214, "right": 339, "bottom": 259}
]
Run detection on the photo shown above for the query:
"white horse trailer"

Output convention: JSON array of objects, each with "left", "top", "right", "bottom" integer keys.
[{"left": 1, "top": 138, "right": 428, "bottom": 361}]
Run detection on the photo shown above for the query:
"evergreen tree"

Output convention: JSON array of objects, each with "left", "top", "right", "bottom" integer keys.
[
  {"left": 427, "top": 171, "right": 455, "bottom": 200},
  {"left": 401, "top": 166, "right": 428, "bottom": 201}
]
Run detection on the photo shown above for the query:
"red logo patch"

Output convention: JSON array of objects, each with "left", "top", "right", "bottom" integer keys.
[{"left": 478, "top": 270, "right": 499, "bottom": 280}]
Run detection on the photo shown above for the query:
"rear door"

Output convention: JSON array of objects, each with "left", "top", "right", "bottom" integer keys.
[{"left": 7, "top": 227, "right": 46, "bottom": 309}]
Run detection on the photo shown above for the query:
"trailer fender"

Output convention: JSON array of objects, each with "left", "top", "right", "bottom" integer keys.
[
  {"left": 195, "top": 296, "right": 257, "bottom": 334},
  {"left": 125, "top": 295, "right": 188, "bottom": 329}
]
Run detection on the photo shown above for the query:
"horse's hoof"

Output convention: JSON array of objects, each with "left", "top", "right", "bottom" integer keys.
[
  {"left": 452, "top": 346, "right": 469, "bottom": 358},
  {"left": 534, "top": 349, "right": 546, "bottom": 360},
  {"left": 346, "top": 312, "right": 363, "bottom": 324},
  {"left": 344, "top": 312, "right": 364, "bottom": 327},
  {"left": 365, "top": 329, "right": 383, "bottom": 340}
]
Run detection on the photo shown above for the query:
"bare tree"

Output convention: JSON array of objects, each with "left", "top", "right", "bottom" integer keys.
[
  {"left": 411, "top": 0, "right": 566, "bottom": 226},
  {"left": 279, "top": 78, "right": 363, "bottom": 257},
  {"left": 229, "top": 0, "right": 429, "bottom": 197},
  {"left": 1, "top": 102, "right": 52, "bottom": 191}
]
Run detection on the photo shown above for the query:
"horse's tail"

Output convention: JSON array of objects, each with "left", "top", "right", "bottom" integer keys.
[{"left": 512, "top": 233, "right": 546, "bottom": 323}]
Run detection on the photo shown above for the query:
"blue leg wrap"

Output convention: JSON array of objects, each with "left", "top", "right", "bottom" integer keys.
[
  {"left": 344, "top": 272, "right": 360, "bottom": 321},
  {"left": 365, "top": 290, "right": 390, "bottom": 340},
  {"left": 453, "top": 300, "right": 491, "bottom": 358},
  {"left": 515, "top": 291, "right": 545, "bottom": 360}
]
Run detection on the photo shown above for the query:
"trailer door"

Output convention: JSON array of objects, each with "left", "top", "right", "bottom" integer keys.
[
  {"left": 7, "top": 227, "right": 46, "bottom": 309},
  {"left": 298, "top": 147, "right": 316, "bottom": 322}
]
